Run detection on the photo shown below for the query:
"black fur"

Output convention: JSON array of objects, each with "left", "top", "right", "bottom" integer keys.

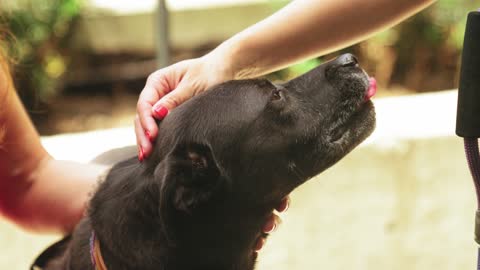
[{"left": 40, "top": 54, "right": 375, "bottom": 270}]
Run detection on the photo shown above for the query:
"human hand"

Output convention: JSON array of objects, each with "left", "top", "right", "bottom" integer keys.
[
  {"left": 135, "top": 54, "right": 234, "bottom": 160},
  {"left": 255, "top": 196, "right": 290, "bottom": 252}
]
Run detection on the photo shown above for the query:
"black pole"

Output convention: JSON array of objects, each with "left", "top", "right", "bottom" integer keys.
[
  {"left": 156, "top": 0, "right": 170, "bottom": 68},
  {"left": 456, "top": 11, "right": 480, "bottom": 138},
  {"left": 455, "top": 9, "right": 480, "bottom": 270}
]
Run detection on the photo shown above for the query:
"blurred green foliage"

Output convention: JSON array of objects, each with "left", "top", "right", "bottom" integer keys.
[
  {"left": 388, "top": 0, "right": 477, "bottom": 90},
  {"left": 1, "top": 0, "right": 80, "bottom": 107},
  {"left": 268, "top": 58, "right": 323, "bottom": 82}
]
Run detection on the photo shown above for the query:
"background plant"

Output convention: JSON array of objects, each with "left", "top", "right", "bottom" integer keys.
[{"left": 1, "top": 0, "right": 80, "bottom": 108}]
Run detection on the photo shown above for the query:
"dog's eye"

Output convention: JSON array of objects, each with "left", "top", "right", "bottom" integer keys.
[{"left": 271, "top": 89, "right": 283, "bottom": 101}]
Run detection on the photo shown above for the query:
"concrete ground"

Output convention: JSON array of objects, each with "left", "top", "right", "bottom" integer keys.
[{"left": 1, "top": 90, "right": 477, "bottom": 269}]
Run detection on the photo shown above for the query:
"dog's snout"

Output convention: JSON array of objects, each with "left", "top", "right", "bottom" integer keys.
[{"left": 339, "top": 53, "right": 358, "bottom": 67}]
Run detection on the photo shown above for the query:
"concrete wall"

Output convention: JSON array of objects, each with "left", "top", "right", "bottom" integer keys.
[
  {"left": 0, "top": 90, "right": 477, "bottom": 269},
  {"left": 73, "top": 0, "right": 289, "bottom": 54}
]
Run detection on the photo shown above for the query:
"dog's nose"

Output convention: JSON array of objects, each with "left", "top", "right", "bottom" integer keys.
[
  {"left": 338, "top": 53, "right": 358, "bottom": 68},
  {"left": 325, "top": 53, "right": 360, "bottom": 80}
]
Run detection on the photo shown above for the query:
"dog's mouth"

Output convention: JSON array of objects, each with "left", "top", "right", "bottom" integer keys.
[
  {"left": 329, "top": 77, "right": 377, "bottom": 143},
  {"left": 365, "top": 77, "right": 377, "bottom": 101}
]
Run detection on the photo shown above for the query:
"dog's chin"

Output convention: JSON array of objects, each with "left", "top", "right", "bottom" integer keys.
[{"left": 328, "top": 100, "right": 375, "bottom": 148}]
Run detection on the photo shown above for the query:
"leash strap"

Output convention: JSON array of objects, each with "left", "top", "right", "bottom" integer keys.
[
  {"left": 464, "top": 138, "right": 480, "bottom": 209},
  {"left": 478, "top": 248, "right": 480, "bottom": 270},
  {"left": 90, "top": 232, "right": 108, "bottom": 270},
  {"left": 464, "top": 138, "right": 480, "bottom": 270}
]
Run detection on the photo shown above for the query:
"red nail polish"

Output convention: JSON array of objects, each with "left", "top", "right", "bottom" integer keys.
[
  {"left": 254, "top": 238, "right": 265, "bottom": 251},
  {"left": 145, "top": 130, "right": 153, "bottom": 142},
  {"left": 276, "top": 198, "right": 289, "bottom": 212},
  {"left": 265, "top": 223, "right": 276, "bottom": 233},
  {"left": 153, "top": 105, "right": 169, "bottom": 119},
  {"left": 138, "top": 148, "right": 144, "bottom": 162},
  {"left": 283, "top": 201, "right": 289, "bottom": 212},
  {"left": 263, "top": 216, "right": 276, "bottom": 233}
]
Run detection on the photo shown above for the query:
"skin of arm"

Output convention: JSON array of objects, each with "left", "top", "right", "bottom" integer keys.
[
  {"left": 0, "top": 55, "right": 108, "bottom": 234},
  {"left": 214, "top": 0, "right": 436, "bottom": 79}
]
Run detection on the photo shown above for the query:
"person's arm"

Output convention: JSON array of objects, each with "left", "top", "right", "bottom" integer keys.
[
  {"left": 136, "top": 0, "right": 434, "bottom": 157},
  {"left": 219, "top": 0, "right": 435, "bottom": 79},
  {"left": 0, "top": 55, "right": 108, "bottom": 234}
]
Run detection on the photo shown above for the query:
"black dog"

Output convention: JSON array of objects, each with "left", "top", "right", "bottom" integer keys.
[{"left": 36, "top": 53, "right": 375, "bottom": 270}]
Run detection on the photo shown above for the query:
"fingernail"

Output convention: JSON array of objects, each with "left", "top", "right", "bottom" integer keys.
[
  {"left": 277, "top": 197, "right": 290, "bottom": 212},
  {"left": 266, "top": 223, "right": 276, "bottom": 233},
  {"left": 254, "top": 238, "right": 266, "bottom": 251},
  {"left": 263, "top": 219, "right": 276, "bottom": 233},
  {"left": 145, "top": 130, "right": 153, "bottom": 142},
  {"left": 153, "top": 105, "right": 169, "bottom": 119},
  {"left": 138, "top": 147, "right": 144, "bottom": 162}
]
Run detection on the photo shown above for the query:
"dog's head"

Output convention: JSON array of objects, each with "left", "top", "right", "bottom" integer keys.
[{"left": 147, "top": 53, "right": 375, "bottom": 214}]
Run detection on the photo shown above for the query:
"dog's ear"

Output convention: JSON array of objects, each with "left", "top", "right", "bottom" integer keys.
[{"left": 158, "top": 143, "right": 223, "bottom": 213}]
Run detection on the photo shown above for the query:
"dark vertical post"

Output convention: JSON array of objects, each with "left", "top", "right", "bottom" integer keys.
[
  {"left": 456, "top": 9, "right": 480, "bottom": 270},
  {"left": 156, "top": 0, "right": 170, "bottom": 68},
  {"left": 456, "top": 11, "right": 480, "bottom": 137}
]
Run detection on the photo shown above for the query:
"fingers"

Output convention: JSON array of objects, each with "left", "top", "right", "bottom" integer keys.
[
  {"left": 256, "top": 214, "right": 281, "bottom": 251},
  {"left": 135, "top": 115, "right": 152, "bottom": 161},
  {"left": 138, "top": 81, "right": 193, "bottom": 161},
  {"left": 135, "top": 58, "right": 222, "bottom": 161},
  {"left": 262, "top": 213, "right": 282, "bottom": 233},
  {"left": 135, "top": 67, "right": 179, "bottom": 160},
  {"left": 275, "top": 196, "right": 290, "bottom": 213},
  {"left": 254, "top": 237, "right": 266, "bottom": 251},
  {"left": 255, "top": 196, "right": 291, "bottom": 252},
  {"left": 151, "top": 80, "right": 195, "bottom": 118},
  {"left": 262, "top": 196, "right": 290, "bottom": 234},
  {"left": 137, "top": 101, "right": 159, "bottom": 141}
]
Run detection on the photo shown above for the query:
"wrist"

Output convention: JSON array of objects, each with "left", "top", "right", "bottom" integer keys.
[
  {"left": 202, "top": 44, "right": 236, "bottom": 83},
  {"left": 207, "top": 35, "right": 262, "bottom": 81}
]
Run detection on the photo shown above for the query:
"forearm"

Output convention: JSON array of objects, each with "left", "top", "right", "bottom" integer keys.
[
  {"left": 215, "top": 0, "right": 435, "bottom": 79},
  {"left": 0, "top": 60, "right": 47, "bottom": 179},
  {"left": 0, "top": 158, "right": 108, "bottom": 234},
  {"left": 0, "top": 61, "right": 108, "bottom": 233}
]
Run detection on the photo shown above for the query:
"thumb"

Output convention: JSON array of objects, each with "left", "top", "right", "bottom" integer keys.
[{"left": 151, "top": 81, "right": 194, "bottom": 119}]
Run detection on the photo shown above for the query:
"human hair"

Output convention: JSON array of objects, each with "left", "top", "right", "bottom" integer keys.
[
  {"left": 0, "top": 25, "right": 14, "bottom": 81},
  {"left": 0, "top": 28, "right": 14, "bottom": 145}
]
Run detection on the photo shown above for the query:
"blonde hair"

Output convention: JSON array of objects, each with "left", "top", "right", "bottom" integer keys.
[
  {"left": 0, "top": 30, "right": 13, "bottom": 145},
  {"left": 0, "top": 27, "right": 14, "bottom": 83}
]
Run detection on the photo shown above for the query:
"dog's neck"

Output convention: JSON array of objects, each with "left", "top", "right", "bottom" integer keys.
[
  {"left": 90, "top": 199, "right": 266, "bottom": 270},
  {"left": 87, "top": 158, "right": 270, "bottom": 270}
]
